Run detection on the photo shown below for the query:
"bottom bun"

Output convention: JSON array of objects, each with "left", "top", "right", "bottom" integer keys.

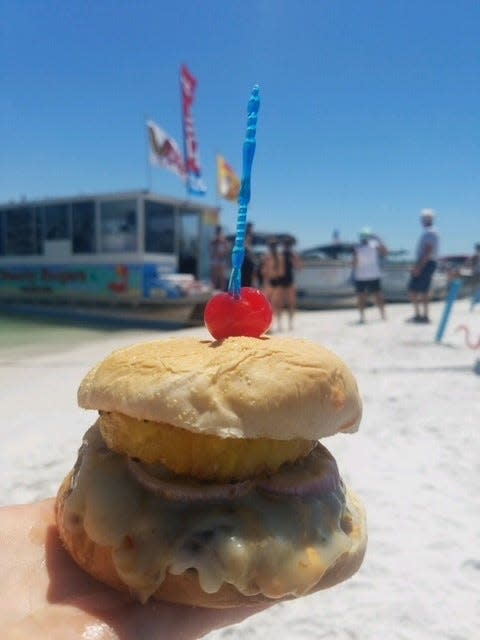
[{"left": 55, "top": 472, "right": 367, "bottom": 608}]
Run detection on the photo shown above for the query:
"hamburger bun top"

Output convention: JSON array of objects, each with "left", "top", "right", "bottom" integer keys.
[{"left": 78, "top": 336, "right": 362, "bottom": 441}]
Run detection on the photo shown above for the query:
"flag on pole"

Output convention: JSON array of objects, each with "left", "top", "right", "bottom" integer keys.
[
  {"left": 146, "top": 120, "right": 186, "bottom": 179},
  {"left": 180, "top": 64, "right": 207, "bottom": 195},
  {"left": 217, "top": 155, "right": 240, "bottom": 201}
]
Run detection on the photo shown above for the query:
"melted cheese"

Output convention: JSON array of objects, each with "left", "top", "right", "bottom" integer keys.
[{"left": 64, "top": 422, "right": 353, "bottom": 603}]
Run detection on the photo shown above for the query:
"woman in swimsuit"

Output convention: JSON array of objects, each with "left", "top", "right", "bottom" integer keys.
[
  {"left": 210, "top": 225, "right": 230, "bottom": 291},
  {"left": 278, "top": 237, "right": 302, "bottom": 330},
  {"left": 261, "top": 238, "right": 285, "bottom": 331}
]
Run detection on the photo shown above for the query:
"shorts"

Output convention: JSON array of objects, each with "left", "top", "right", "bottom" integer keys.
[
  {"left": 354, "top": 279, "right": 381, "bottom": 294},
  {"left": 277, "top": 275, "right": 294, "bottom": 287},
  {"left": 269, "top": 278, "right": 282, "bottom": 288},
  {"left": 408, "top": 261, "right": 437, "bottom": 294}
]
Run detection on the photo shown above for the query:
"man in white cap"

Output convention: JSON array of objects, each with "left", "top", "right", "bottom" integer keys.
[
  {"left": 352, "top": 227, "right": 388, "bottom": 323},
  {"left": 407, "top": 208, "right": 440, "bottom": 323}
]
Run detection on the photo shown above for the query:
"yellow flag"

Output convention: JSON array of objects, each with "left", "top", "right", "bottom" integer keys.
[{"left": 217, "top": 155, "right": 240, "bottom": 202}]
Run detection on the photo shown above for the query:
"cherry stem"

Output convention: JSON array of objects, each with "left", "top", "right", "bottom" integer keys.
[{"left": 228, "top": 85, "right": 260, "bottom": 298}]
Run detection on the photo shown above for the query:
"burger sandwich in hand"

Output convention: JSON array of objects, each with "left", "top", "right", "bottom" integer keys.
[{"left": 56, "top": 335, "right": 367, "bottom": 608}]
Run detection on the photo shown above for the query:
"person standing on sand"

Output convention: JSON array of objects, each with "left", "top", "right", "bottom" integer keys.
[
  {"left": 210, "top": 225, "right": 231, "bottom": 291},
  {"left": 352, "top": 228, "right": 388, "bottom": 323},
  {"left": 241, "top": 222, "right": 257, "bottom": 287},
  {"left": 278, "top": 236, "right": 303, "bottom": 330},
  {"left": 469, "top": 242, "right": 480, "bottom": 299},
  {"left": 262, "top": 237, "right": 285, "bottom": 330},
  {"left": 407, "top": 209, "right": 440, "bottom": 323}
]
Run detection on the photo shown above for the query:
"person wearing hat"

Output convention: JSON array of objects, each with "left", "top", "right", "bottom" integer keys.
[
  {"left": 352, "top": 227, "right": 388, "bottom": 323},
  {"left": 407, "top": 209, "right": 440, "bottom": 323}
]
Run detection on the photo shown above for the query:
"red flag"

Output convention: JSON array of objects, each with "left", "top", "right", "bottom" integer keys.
[{"left": 180, "top": 64, "right": 206, "bottom": 194}]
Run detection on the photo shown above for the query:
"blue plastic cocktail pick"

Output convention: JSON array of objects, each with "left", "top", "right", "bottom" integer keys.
[{"left": 228, "top": 85, "right": 260, "bottom": 298}]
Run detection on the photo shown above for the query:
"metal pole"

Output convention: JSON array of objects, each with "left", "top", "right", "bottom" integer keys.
[
  {"left": 435, "top": 278, "right": 462, "bottom": 343},
  {"left": 144, "top": 117, "right": 152, "bottom": 192}
]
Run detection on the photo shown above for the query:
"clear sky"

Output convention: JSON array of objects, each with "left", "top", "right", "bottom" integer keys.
[{"left": 1, "top": 1, "right": 479, "bottom": 255}]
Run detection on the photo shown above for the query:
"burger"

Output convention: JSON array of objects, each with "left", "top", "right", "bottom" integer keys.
[{"left": 55, "top": 335, "right": 367, "bottom": 608}]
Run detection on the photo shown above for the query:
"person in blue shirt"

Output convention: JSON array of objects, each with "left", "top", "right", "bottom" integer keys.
[{"left": 407, "top": 209, "right": 440, "bottom": 323}]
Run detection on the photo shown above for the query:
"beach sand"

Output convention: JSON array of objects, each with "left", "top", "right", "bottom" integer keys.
[{"left": 1, "top": 299, "right": 478, "bottom": 639}]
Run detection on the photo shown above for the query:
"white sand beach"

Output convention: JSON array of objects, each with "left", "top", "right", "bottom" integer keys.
[{"left": 1, "top": 298, "right": 479, "bottom": 639}]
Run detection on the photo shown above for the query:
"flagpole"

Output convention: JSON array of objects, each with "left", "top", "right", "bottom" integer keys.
[
  {"left": 214, "top": 151, "right": 220, "bottom": 208},
  {"left": 144, "top": 116, "right": 152, "bottom": 192},
  {"left": 179, "top": 66, "right": 189, "bottom": 201}
]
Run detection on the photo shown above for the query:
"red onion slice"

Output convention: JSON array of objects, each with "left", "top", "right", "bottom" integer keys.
[
  {"left": 127, "top": 443, "right": 341, "bottom": 502},
  {"left": 256, "top": 444, "right": 341, "bottom": 498},
  {"left": 127, "top": 458, "right": 254, "bottom": 503}
]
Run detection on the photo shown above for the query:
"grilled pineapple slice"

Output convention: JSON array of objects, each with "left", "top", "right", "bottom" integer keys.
[{"left": 99, "top": 412, "right": 314, "bottom": 481}]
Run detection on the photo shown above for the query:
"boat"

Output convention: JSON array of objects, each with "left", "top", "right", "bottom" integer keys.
[
  {"left": 296, "top": 243, "right": 449, "bottom": 309},
  {"left": 0, "top": 190, "right": 220, "bottom": 327}
]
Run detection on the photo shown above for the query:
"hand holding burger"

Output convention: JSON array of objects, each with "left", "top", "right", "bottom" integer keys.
[{"left": 55, "top": 334, "right": 367, "bottom": 608}]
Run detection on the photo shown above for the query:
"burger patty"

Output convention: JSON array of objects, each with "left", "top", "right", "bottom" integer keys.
[{"left": 64, "top": 422, "right": 361, "bottom": 603}]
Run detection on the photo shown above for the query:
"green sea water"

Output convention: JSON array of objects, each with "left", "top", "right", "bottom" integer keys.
[{"left": 0, "top": 312, "right": 118, "bottom": 352}]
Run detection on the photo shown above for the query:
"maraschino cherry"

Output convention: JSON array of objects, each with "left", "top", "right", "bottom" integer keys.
[
  {"left": 205, "top": 86, "right": 267, "bottom": 340},
  {"left": 204, "top": 287, "right": 272, "bottom": 340}
]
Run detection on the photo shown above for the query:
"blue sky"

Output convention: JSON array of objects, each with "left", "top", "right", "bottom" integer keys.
[{"left": 1, "top": 1, "right": 479, "bottom": 255}]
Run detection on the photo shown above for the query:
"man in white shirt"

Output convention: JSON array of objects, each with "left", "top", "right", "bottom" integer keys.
[
  {"left": 352, "top": 227, "right": 388, "bottom": 323},
  {"left": 407, "top": 209, "right": 440, "bottom": 323}
]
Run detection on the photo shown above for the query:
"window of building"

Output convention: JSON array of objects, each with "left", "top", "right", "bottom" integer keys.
[
  {"left": 100, "top": 200, "right": 137, "bottom": 252},
  {"left": 4, "top": 207, "right": 37, "bottom": 255},
  {"left": 144, "top": 200, "right": 175, "bottom": 253},
  {"left": 0, "top": 211, "right": 5, "bottom": 255},
  {"left": 45, "top": 204, "right": 69, "bottom": 240},
  {"left": 178, "top": 210, "right": 200, "bottom": 276},
  {"left": 34, "top": 207, "right": 44, "bottom": 254},
  {"left": 72, "top": 201, "right": 96, "bottom": 254},
  {"left": 198, "top": 214, "right": 218, "bottom": 280}
]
